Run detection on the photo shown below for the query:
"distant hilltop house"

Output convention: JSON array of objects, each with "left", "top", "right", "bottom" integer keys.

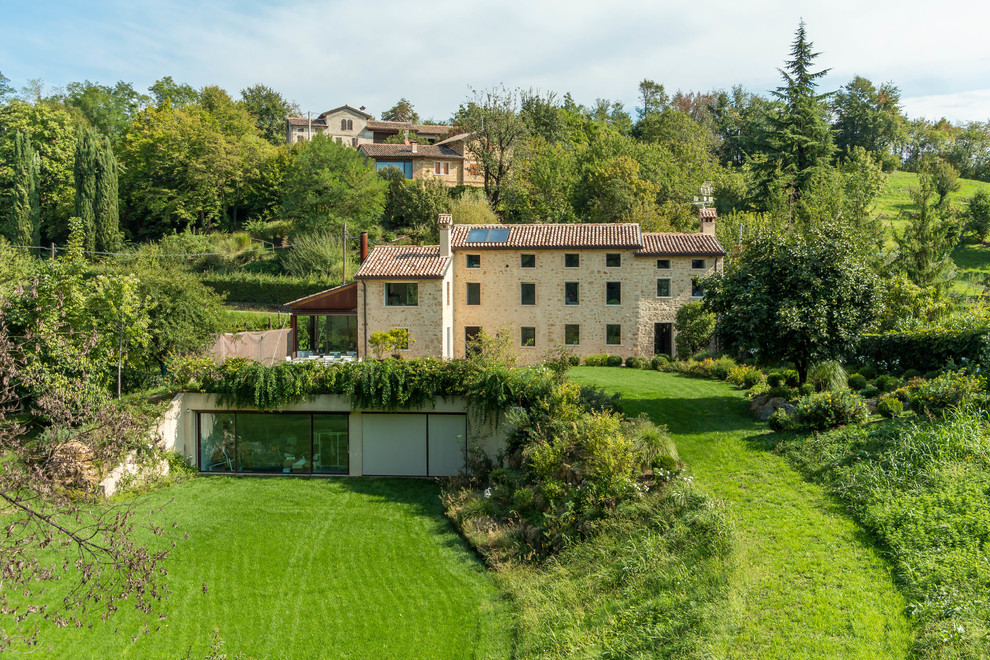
[
  {"left": 285, "top": 105, "right": 483, "bottom": 188},
  {"left": 285, "top": 208, "right": 725, "bottom": 364}
]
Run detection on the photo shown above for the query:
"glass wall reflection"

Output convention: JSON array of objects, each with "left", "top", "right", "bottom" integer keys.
[{"left": 198, "top": 412, "right": 348, "bottom": 475}]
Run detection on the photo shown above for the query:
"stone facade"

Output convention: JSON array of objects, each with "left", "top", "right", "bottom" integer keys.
[
  {"left": 351, "top": 217, "right": 724, "bottom": 365},
  {"left": 356, "top": 269, "right": 452, "bottom": 360},
  {"left": 451, "top": 248, "right": 719, "bottom": 362}
]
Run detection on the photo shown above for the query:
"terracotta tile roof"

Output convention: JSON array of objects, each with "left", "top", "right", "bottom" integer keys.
[
  {"left": 449, "top": 223, "right": 643, "bottom": 250},
  {"left": 365, "top": 120, "right": 451, "bottom": 135},
  {"left": 699, "top": 207, "right": 717, "bottom": 219},
  {"left": 636, "top": 233, "right": 725, "bottom": 256},
  {"left": 355, "top": 245, "right": 450, "bottom": 279},
  {"left": 359, "top": 143, "right": 464, "bottom": 159},
  {"left": 287, "top": 117, "right": 328, "bottom": 127}
]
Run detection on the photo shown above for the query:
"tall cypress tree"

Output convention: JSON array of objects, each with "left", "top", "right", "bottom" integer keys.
[
  {"left": 2, "top": 131, "right": 41, "bottom": 246},
  {"left": 94, "top": 135, "right": 121, "bottom": 252},
  {"left": 74, "top": 127, "right": 99, "bottom": 252}
]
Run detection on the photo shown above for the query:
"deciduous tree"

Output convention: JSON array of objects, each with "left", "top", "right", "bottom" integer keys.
[
  {"left": 240, "top": 83, "right": 300, "bottom": 145},
  {"left": 703, "top": 223, "right": 881, "bottom": 383},
  {"left": 455, "top": 86, "right": 527, "bottom": 210},
  {"left": 380, "top": 98, "right": 419, "bottom": 123}
]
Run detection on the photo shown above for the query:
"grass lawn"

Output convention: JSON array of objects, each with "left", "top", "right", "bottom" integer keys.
[
  {"left": 570, "top": 367, "right": 915, "bottom": 659},
  {"left": 27, "top": 478, "right": 513, "bottom": 659}
]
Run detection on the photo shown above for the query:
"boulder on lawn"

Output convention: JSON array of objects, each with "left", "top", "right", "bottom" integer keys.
[{"left": 752, "top": 397, "right": 790, "bottom": 421}]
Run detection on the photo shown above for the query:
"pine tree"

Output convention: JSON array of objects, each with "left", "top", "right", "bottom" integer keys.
[
  {"left": 760, "top": 21, "right": 835, "bottom": 213},
  {"left": 94, "top": 134, "right": 121, "bottom": 252},
  {"left": 74, "top": 127, "right": 99, "bottom": 252},
  {"left": 895, "top": 157, "right": 961, "bottom": 290},
  {"left": 2, "top": 131, "right": 41, "bottom": 246}
]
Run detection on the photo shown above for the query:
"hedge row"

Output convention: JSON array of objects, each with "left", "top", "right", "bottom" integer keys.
[
  {"left": 199, "top": 272, "right": 335, "bottom": 306},
  {"left": 857, "top": 328, "right": 990, "bottom": 372}
]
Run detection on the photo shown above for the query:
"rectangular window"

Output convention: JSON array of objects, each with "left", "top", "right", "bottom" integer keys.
[
  {"left": 466, "top": 282, "right": 481, "bottom": 305},
  {"left": 565, "top": 282, "right": 579, "bottom": 305},
  {"left": 385, "top": 282, "right": 418, "bottom": 306},
  {"left": 692, "top": 259, "right": 706, "bottom": 269},
  {"left": 199, "top": 413, "right": 236, "bottom": 472},
  {"left": 606, "top": 253, "right": 621, "bottom": 267},
  {"left": 657, "top": 278, "right": 671, "bottom": 298},
  {"left": 521, "top": 327, "right": 536, "bottom": 347},
  {"left": 564, "top": 324, "right": 580, "bottom": 346},
  {"left": 466, "top": 254, "right": 481, "bottom": 268},
  {"left": 236, "top": 413, "right": 312, "bottom": 473},
  {"left": 657, "top": 259, "right": 671, "bottom": 269},
  {"left": 520, "top": 282, "right": 535, "bottom": 306},
  {"left": 446, "top": 281, "right": 450, "bottom": 306},
  {"left": 692, "top": 278, "right": 704, "bottom": 298},
  {"left": 606, "top": 324, "right": 621, "bottom": 345},
  {"left": 606, "top": 282, "right": 621, "bottom": 305},
  {"left": 520, "top": 254, "right": 536, "bottom": 268},
  {"left": 565, "top": 253, "right": 579, "bottom": 268},
  {"left": 434, "top": 161, "right": 450, "bottom": 175}
]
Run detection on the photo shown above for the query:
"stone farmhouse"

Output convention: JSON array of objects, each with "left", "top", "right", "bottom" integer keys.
[
  {"left": 285, "top": 106, "right": 484, "bottom": 188},
  {"left": 285, "top": 209, "right": 725, "bottom": 364}
]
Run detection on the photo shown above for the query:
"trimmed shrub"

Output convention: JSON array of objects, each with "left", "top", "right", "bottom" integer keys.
[
  {"left": 792, "top": 390, "right": 869, "bottom": 431},
  {"left": 765, "top": 386, "right": 797, "bottom": 401},
  {"left": 848, "top": 373, "right": 867, "bottom": 390},
  {"left": 857, "top": 327, "right": 990, "bottom": 373},
  {"left": 200, "top": 272, "right": 332, "bottom": 306},
  {"left": 766, "top": 372, "right": 787, "bottom": 388},
  {"left": 650, "top": 354, "right": 669, "bottom": 370},
  {"left": 708, "top": 356, "right": 737, "bottom": 381},
  {"left": 861, "top": 384, "right": 880, "bottom": 398},
  {"left": 857, "top": 365, "right": 877, "bottom": 380},
  {"left": 584, "top": 354, "right": 607, "bottom": 367},
  {"left": 742, "top": 369, "right": 765, "bottom": 390},
  {"left": 909, "top": 372, "right": 986, "bottom": 417},
  {"left": 768, "top": 408, "right": 793, "bottom": 432},
  {"left": 902, "top": 369, "right": 923, "bottom": 381},
  {"left": 605, "top": 355, "right": 623, "bottom": 367},
  {"left": 625, "top": 356, "right": 646, "bottom": 369},
  {"left": 568, "top": 355, "right": 581, "bottom": 367},
  {"left": 876, "top": 397, "right": 903, "bottom": 418},
  {"left": 799, "top": 383, "right": 815, "bottom": 397},
  {"left": 875, "top": 374, "right": 902, "bottom": 393},
  {"left": 782, "top": 369, "right": 800, "bottom": 387}
]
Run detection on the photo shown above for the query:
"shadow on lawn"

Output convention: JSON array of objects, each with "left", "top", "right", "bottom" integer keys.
[{"left": 330, "top": 477, "right": 487, "bottom": 558}]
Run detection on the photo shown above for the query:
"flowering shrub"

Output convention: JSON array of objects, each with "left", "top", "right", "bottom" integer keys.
[
  {"left": 792, "top": 390, "right": 869, "bottom": 431},
  {"left": 726, "top": 364, "right": 761, "bottom": 387},
  {"left": 909, "top": 372, "right": 986, "bottom": 417}
]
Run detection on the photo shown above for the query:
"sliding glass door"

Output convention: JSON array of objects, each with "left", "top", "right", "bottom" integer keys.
[{"left": 198, "top": 412, "right": 348, "bottom": 475}]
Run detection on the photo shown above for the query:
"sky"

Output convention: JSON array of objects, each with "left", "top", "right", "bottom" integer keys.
[{"left": 3, "top": 0, "right": 990, "bottom": 123}]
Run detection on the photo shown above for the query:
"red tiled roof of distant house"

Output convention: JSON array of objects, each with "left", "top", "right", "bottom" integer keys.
[
  {"left": 354, "top": 245, "right": 450, "bottom": 279},
  {"left": 449, "top": 224, "right": 643, "bottom": 250},
  {"left": 358, "top": 143, "right": 465, "bottom": 159},
  {"left": 636, "top": 233, "right": 726, "bottom": 256}
]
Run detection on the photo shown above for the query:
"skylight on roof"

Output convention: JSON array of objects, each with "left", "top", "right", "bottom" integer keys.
[{"left": 465, "top": 228, "right": 510, "bottom": 243}]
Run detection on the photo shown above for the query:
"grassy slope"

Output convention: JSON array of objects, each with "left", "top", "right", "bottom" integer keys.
[
  {"left": 876, "top": 171, "right": 988, "bottom": 295},
  {"left": 28, "top": 479, "right": 513, "bottom": 659},
  {"left": 570, "top": 367, "right": 914, "bottom": 659}
]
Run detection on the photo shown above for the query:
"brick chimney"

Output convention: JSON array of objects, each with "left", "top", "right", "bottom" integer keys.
[
  {"left": 438, "top": 213, "right": 453, "bottom": 257},
  {"left": 699, "top": 207, "right": 717, "bottom": 236}
]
